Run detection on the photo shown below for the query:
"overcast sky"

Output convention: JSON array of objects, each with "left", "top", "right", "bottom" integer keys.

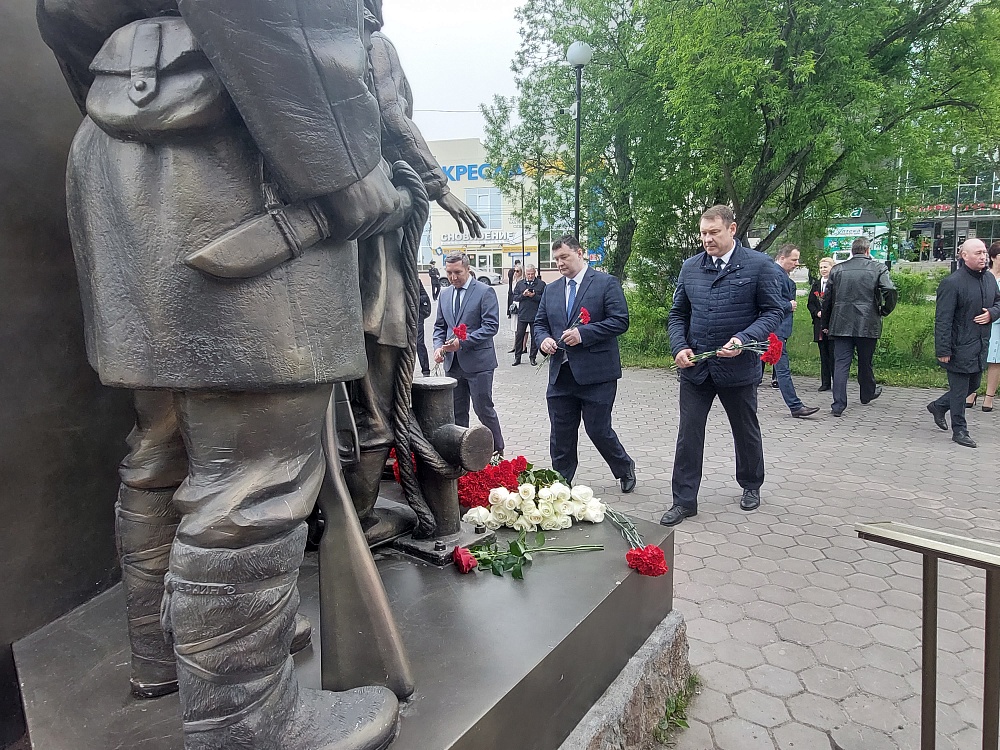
[{"left": 380, "top": 0, "right": 523, "bottom": 142}]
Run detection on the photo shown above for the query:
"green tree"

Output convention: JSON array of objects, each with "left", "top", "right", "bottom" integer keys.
[
  {"left": 645, "top": 0, "right": 1000, "bottom": 253},
  {"left": 483, "top": 0, "right": 697, "bottom": 280}
]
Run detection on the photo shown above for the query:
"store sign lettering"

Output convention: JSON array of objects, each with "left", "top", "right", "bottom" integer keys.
[
  {"left": 442, "top": 230, "right": 517, "bottom": 243},
  {"left": 440, "top": 163, "right": 493, "bottom": 182}
]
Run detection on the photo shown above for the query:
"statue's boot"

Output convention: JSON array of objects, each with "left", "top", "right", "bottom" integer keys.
[
  {"left": 117, "top": 485, "right": 181, "bottom": 698},
  {"left": 167, "top": 526, "right": 398, "bottom": 750},
  {"left": 343, "top": 447, "right": 414, "bottom": 546}
]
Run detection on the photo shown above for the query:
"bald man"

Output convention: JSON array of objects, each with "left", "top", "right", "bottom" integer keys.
[{"left": 928, "top": 239, "right": 1000, "bottom": 447}]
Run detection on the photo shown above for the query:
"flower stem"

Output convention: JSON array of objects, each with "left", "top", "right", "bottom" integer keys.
[{"left": 535, "top": 545, "right": 604, "bottom": 554}]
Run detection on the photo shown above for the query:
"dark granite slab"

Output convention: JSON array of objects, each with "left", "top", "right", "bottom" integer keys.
[{"left": 15, "top": 519, "right": 674, "bottom": 750}]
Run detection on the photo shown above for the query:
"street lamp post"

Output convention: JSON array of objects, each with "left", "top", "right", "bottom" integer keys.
[
  {"left": 566, "top": 41, "right": 593, "bottom": 240},
  {"left": 952, "top": 145, "right": 967, "bottom": 272}
]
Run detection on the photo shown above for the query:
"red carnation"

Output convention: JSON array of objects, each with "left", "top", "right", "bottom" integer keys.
[
  {"left": 389, "top": 448, "right": 417, "bottom": 484},
  {"left": 453, "top": 324, "right": 468, "bottom": 341},
  {"left": 759, "top": 332, "right": 783, "bottom": 365},
  {"left": 578, "top": 307, "right": 591, "bottom": 325},
  {"left": 626, "top": 545, "right": 669, "bottom": 577},
  {"left": 452, "top": 546, "right": 478, "bottom": 573}
]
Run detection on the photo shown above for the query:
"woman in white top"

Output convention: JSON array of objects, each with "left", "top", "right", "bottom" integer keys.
[{"left": 983, "top": 241, "right": 1000, "bottom": 411}]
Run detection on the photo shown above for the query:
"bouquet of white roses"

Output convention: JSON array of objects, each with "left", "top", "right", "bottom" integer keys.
[{"left": 461, "top": 480, "right": 606, "bottom": 533}]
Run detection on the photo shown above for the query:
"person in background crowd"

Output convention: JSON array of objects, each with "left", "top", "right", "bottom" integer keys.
[
  {"left": 772, "top": 245, "right": 819, "bottom": 418},
  {"left": 807, "top": 257, "right": 836, "bottom": 391},
  {"left": 928, "top": 239, "right": 1000, "bottom": 448},
  {"left": 416, "top": 282, "right": 431, "bottom": 377},
  {"left": 661, "top": 205, "right": 785, "bottom": 527},
  {"left": 433, "top": 252, "right": 505, "bottom": 458},
  {"left": 428, "top": 260, "right": 440, "bottom": 300},
  {"left": 507, "top": 260, "right": 523, "bottom": 321},
  {"left": 982, "top": 241, "right": 1000, "bottom": 412},
  {"left": 512, "top": 264, "right": 546, "bottom": 366},
  {"left": 535, "top": 235, "right": 636, "bottom": 491},
  {"left": 821, "top": 236, "right": 897, "bottom": 417}
]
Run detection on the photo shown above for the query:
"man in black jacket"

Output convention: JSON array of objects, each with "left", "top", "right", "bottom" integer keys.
[
  {"left": 429, "top": 260, "right": 441, "bottom": 300},
  {"left": 512, "top": 265, "right": 546, "bottom": 365},
  {"left": 928, "top": 239, "right": 1000, "bottom": 447},
  {"left": 661, "top": 206, "right": 785, "bottom": 526},
  {"left": 821, "top": 237, "right": 898, "bottom": 416}
]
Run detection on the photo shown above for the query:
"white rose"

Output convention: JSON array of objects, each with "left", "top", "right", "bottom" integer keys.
[
  {"left": 520, "top": 499, "right": 538, "bottom": 515},
  {"left": 484, "top": 512, "right": 502, "bottom": 530},
  {"left": 513, "top": 516, "right": 536, "bottom": 533},
  {"left": 569, "top": 499, "right": 587, "bottom": 520},
  {"left": 581, "top": 499, "right": 607, "bottom": 523},
  {"left": 571, "top": 485, "right": 594, "bottom": 502},
  {"left": 540, "top": 517, "right": 561, "bottom": 531},
  {"left": 488, "top": 487, "right": 509, "bottom": 506},
  {"left": 550, "top": 482, "right": 572, "bottom": 502},
  {"left": 557, "top": 513, "right": 574, "bottom": 529},
  {"left": 537, "top": 487, "right": 553, "bottom": 502},
  {"left": 502, "top": 494, "right": 520, "bottom": 511},
  {"left": 518, "top": 484, "right": 536, "bottom": 501},
  {"left": 538, "top": 501, "right": 555, "bottom": 518},
  {"left": 462, "top": 507, "right": 492, "bottom": 526},
  {"left": 526, "top": 509, "right": 544, "bottom": 525},
  {"left": 554, "top": 498, "right": 573, "bottom": 516}
]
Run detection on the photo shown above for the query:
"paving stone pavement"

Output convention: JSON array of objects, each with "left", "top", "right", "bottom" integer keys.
[{"left": 457, "top": 309, "right": 1000, "bottom": 750}]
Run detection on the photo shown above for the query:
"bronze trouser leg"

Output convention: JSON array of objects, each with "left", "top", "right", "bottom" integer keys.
[
  {"left": 118, "top": 390, "right": 188, "bottom": 698},
  {"left": 345, "top": 336, "right": 402, "bottom": 524},
  {"left": 163, "top": 387, "right": 395, "bottom": 749}
]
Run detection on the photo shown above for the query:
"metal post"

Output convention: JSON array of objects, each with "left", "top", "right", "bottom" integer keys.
[
  {"left": 953, "top": 153, "right": 962, "bottom": 273},
  {"left": 984, "top": 569, "right": 1000, "bottom": 750},
  {"left": 923, "top": 555, "right": 939, "bottom": 750},
  {"left": 574, "top": 64, "right": 583, "bottom": 240},
  {"left": 521, "top": 184, "right": 526, "bottom": 269}
]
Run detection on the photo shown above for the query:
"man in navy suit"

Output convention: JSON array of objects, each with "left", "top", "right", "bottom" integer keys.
[
  {"left": 661, "top": 206, "right": 785, "bottom": 527},
  {"left": 434, "top": 252, "right": 505, "bottom": 456},
  {"left": 772, "top": 244, "right": 819, "bottom": 418},
  {"left": 535, "top": 235, "right": 636, "bottom": 491}
]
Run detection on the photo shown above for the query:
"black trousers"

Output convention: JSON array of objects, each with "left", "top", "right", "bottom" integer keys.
[
  {"left": 513, "top": 315, "right": 538, "bottom": 361},
  {"left": 416, "top": 315, "right": 430, "bottom": 375},
  {"left": 933, "top": 370, "right": 982, "bottom": 435},
  {"left": 430, "top": 278, "right": 439, "bottom": 300},
  {"left": 547, "top": 364, "right": 631, "bottom": 483},
  {"left": 448, "top": 363, "right": 504, "bottom": 453},
  {"left": 671, "top": 377, "right": 764, "bottom": 510},
  {"left": 832, "top": 336, "right": 877, "bottom": 412},
  {"left": 817, "top": 338, "right": 833, "bottom": 389}
]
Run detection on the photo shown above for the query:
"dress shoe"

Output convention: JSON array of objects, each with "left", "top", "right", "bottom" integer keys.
[
  {"left": 818, "top": 385, "right": 831, "bottom": 392},
  {"left": 861, "top": 386, "right": 883, "bottom": 404},
  {"left": 740, "top": 488, "right": 761, "bottom": 511},
  {"left": 660, "top": 505, "right": 697, "bottom": 526},
  {"left": 512, "top": 360, "right": 521, "bottom": 366},
  {"left": 791, "top": 406, "right": 819, "bottom": 418},
  {"left": 831, "top": 408, "right": 844, "bottom": 417},
  {"left": 966, "top": 393, "right": 979, "bottom": 409},
  {"left": 984, "top": 394, "right": 995, "bottom": 412},
  {"left": 927, "top": 402, "right": 949, "bottom": 431},
  {"left": 620, "top": 459, "right": 637, "bottom": 493},
  {"left": 770, "top": 380, "right": 779, "bottom": 389},
  {"left": 507, "top": 348, "right": 516, "bottom": 353},
  {"left": 953, "top": 431, "right": 978, "bottom": 448},
  {"left": 530, "top": 359, "right": 537, "bottom": 366}
]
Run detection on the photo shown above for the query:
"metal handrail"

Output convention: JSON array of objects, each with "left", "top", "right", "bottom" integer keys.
[{"left": 856, "top": 522, "right": 1000, "bottom": 750}]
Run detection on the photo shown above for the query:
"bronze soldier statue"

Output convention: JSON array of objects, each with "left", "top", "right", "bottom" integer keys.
[{"left": 37, "top": 0, "right": 408, "bottom": 747}]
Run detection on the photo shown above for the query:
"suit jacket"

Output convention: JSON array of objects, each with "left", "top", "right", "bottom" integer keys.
[
  {"left": 776, "top": 269, "right": 796, "bottom": 340},
  {"left": 807, "top": 278, "right": 830, "bottom": 342},
  {"left": 433, "top": 279, "right": 500, "bottom": 374},
  {"left": 513, "top": 277, "right": 547, "bottom": 320},
  {"left": 533, "top": 268, "right": 629, "bottom": 386},
  {"left": 667, "top": 243, "right": 786, "bottom": 388},
  {"left": 821, "top": 255, "right": 898, "bottom": 338}
]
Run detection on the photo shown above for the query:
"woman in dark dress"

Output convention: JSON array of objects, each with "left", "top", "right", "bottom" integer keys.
[{"left": 807, "top": 257, "right": 835, "bottom": 391}]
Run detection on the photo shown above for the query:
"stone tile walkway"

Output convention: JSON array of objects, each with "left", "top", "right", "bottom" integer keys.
[{"left": 479, "top": 312, "right": 1000, "bottom": 750}]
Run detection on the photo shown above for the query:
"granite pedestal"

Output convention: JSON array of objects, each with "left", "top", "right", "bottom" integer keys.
[{"left": 15, "top": 518, "right": 675, "bottom": 750}]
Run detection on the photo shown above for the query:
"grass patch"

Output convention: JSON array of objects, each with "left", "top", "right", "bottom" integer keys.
[{"left": 653, "top": 672, "right": 701, "bottom": 746}]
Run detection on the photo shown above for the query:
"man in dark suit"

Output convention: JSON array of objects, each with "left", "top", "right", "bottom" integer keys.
[
  {"left": 772, "top": 245, "right": 819, "bottom": 418},
  {"left": 512, "top": 264, "right": 546, "bottom": 366},
  {"left": 534, "top": 235, "right": 636, "bottom": 491},
  {"left": 434, "top": 252, "right": 505, "bottom": 456},
  {"left": 428, "top": 260, "right": 441, "bottom": 300},
  {"left": 661, "top": 205, "right": 786, "bottom": 527},
  {"left": 820, "top": 236, "right": 897, "bottom": 416}
]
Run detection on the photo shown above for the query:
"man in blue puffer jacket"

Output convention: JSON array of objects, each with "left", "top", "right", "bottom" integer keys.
[{"left": 661, "top": 206, "right": 786, "bottom": 526}]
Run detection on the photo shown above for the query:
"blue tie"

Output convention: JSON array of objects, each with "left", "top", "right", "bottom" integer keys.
[{"left": 566, "top": 278, "right": 577, "bottom": 320}]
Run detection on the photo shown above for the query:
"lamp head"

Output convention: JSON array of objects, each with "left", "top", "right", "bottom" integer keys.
[{"left": 566, "top": 41, "right": 594, "bottom": 67}]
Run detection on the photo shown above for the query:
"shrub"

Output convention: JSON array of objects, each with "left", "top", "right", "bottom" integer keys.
[
  {"left": 621, "top": 292, "right": 672, "bottom": 360},
  {"left": 889, "top": 269, "right": 931, "bottom": 305}
]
